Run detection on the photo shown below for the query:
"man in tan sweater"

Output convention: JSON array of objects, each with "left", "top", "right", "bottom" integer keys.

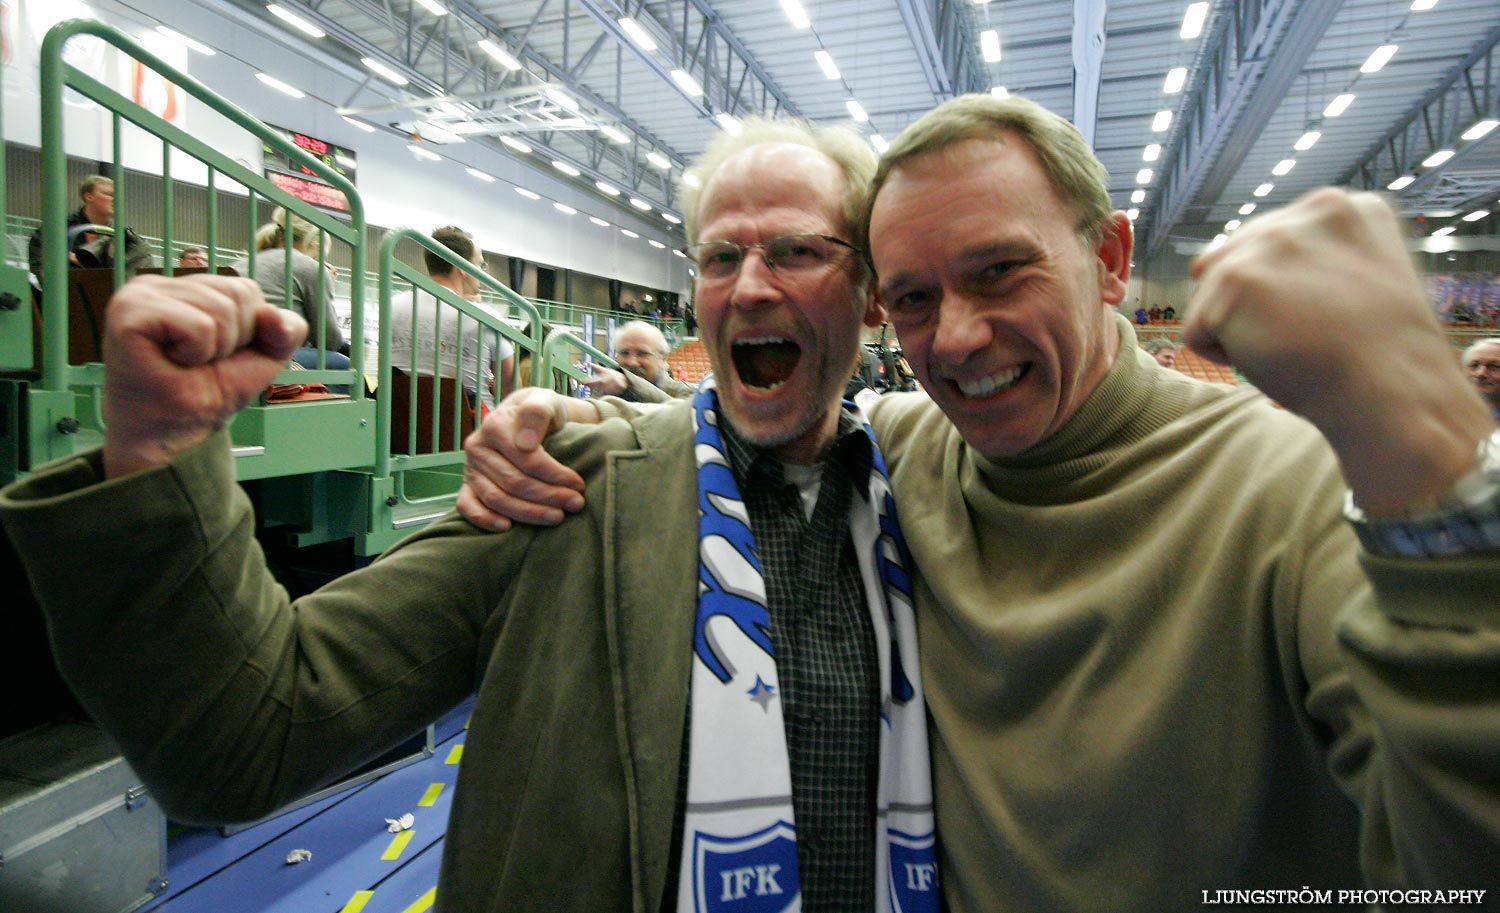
[{"left": 460, "top": 95, "right": 1500, "bottom": 910}]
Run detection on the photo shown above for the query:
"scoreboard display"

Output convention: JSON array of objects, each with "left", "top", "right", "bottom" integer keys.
[{"left": 263, "top": 124, "right": 356, "bottom": 213}]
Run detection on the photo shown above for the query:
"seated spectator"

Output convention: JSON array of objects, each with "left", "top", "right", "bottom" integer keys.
[
  {"left": 28, "top": 175, "right": 124, "bottom": 282},
  {"left": 389, "top": 225, "right": 514, "bottom": 403},
  {"left": 1463, "top": 337, "right": 1500, "bottom": 426},
  {"left": 1163, "top": 305, "right": 1177, "bottom": 321},
  {"left": 230, "top": 208, "right": 347, "bottom": 371},
  {"left": 1148, "top": 305, "right": 1162, "bottom": 322},
  {"left": 578, "top": 320, "right": 693, "bottom": 402},
  {"left": 178, "top": 247, "right": 209, "bottom": 269},
  {"left": 1143, "top": 338, "right": 1177, "bottom": 369},
  {"left": 1133, "top": 305, "right": 1149, "bottom": 324}
]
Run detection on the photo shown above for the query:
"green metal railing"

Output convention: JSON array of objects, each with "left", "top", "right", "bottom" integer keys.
[{"left": 38, "top": 19, "right": 365, "bottom": 395}]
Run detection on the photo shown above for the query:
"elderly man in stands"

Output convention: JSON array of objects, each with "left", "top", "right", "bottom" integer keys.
[
  {"left": 1463, "top": 336, "right": 1500, "bottom": 426},
  {"left": 0, "top": 117, "right": 939, "bottom": 912},
  {"left": 580, "top": 319, "right": 694, "bottom": 401},
  {"left": 459, "top": 94, "right": 1500, "bottom": 909},
  {"left": 1142, "top": 336, "right": 1176, "bottom": 369}
]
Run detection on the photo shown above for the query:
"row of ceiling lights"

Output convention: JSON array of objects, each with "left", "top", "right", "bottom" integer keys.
[
  {"left": 775, "top": 0, "right": 891, "bottom": 153},
  {"left": 1120, "top": 3, "right": 1211, "bottom": 225},
  {"left": 149, "top": 10, "right": 690, "bottom": 263},
  {"left": 256, "top": 2, "right": 693, "bottom": 243}
]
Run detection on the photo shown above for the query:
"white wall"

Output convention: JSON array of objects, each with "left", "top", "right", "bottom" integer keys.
[{"left": 1, "top": 0, "right": 692, "bottom": 297}]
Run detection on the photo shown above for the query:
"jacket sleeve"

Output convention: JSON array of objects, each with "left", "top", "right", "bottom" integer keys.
[{"left": 0, "top": 431, "right": 531, "bottom": 823}]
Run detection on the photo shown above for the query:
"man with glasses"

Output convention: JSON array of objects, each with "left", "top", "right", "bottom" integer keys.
[
  {"left": 0, "top": 118, "right": 938, "bottom": 913},
  {"left": 1463, "top": 337, "right": 1500, "bottom": 425},
  {"left": 460, "top": 94, "right": 1500, "bottom": 908},
  {"left": 577, "top": 320, "right": 694, "bottom": 401}
]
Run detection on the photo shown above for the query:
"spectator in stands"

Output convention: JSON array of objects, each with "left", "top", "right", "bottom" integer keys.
[
  {"left": 579, "top": 320, "right": 693, "bottom": 401},
  {"left": 389, "top": 225, "right": 516, "bottom": 402},
  {"left": 1162, "top": 304, "right": 1177, "bottom": 320},
  {"left": 1148, "top": 304, "right": 1162, "bottom": 322},
  {"left": 27, "top": 175, "right": 118, "bottom": 280},
  {"left": 1463, "top": 337, "right": 1500, "bottom": 425},
  {"left": 230, "top": 207, "right": 347, "bottom": 371},
  {"left": 177, "top": 246, "right": 209, "bottom": 269},
  {"left": 1142, "top": 337, "right": 1177, "bottom": 369},
  {"left": 1133, "top": 304, "right": 1148, "bottom": 324},
  {"left": 459, "top": 94, "right": 1500, "bottom": 908},
  {"left": 0, "top": 116, "right": 935, "bottom": 913}
]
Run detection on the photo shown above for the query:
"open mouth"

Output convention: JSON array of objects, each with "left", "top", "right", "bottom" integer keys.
[
  {"left": 732, "top": 336, "right": 802, "bottom": 390},
  {"left": 956, "top": 363, "right": 1029, "bottom": 398}
]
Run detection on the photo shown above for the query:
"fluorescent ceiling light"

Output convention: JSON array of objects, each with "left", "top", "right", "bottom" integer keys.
[
  {"left": 1387, "top": 175, "right": 1415, "bottom": 190},
  {"left": 411, "top": 0, "right": 447, "bottom": 16},
  {"left": 444, "top": 122, "right": 487, "bottom": 135},
  {"left": 1425, "top": 210, "right": 1458, "bottom": 218},
  {"left": 595, "top": 181, "right": 621, "bottom": 196},
  {"left": 1130, "top": 189, "right": 1145, "bottom": 203},
  {"left": 418, "top": 121, "right": 464, "bottom": 144},
  {"left": 599, "top": 124, "right": 631, "bottom": 144},
  {"left": 1271, "top": 158, "right": 1296, "bottom": 176},
  {"left": 629, "top": 197, "right": 653, "bottom": 211},
  {"left": 552, "top": 160, "right": 581, "bottom": 177},
  {"left": 1253, "top": 182, "right": 1273, "bottom": 197},
  {"left": 1463, "top": 210, "right": 1490, "bottom": 222},
  {"left": 1422, "top": 149, "right": 1454, "bottom": 167},
  {"left": 1125, "top": 208, "right": 1139, "bottom": 221},
  {"left": 554, "top": 203, "right": 577, "bottom": 215},
  {"left": 1361, "top": 45, "right": 1398, "bottom": 74},
  {"left": 477, "top": 39, "right": 521, "bottom": 71},
  {"left": 663, "top": 213, "right": 682, "bottom": 224},
  {"left": 1462, "top": 119, "right": 1498, "bottom": 141},
  {"left": 1210, "top": 234, "right": 1227, "bottom": 249},
  {"left": 649, "top": 239, "right": 666, "bottom": 249},
  {"left": 1152, "top": 110, "right": 1172, "bottom": 132},
  {"left": 1225, "top": 219, "right": 1241, "bottom": 231},
  {"left": 544, "top": 86, "right": 580, "bottom": 113},
  {"left": 1143, "top": 144, "right": 1161, "bottom": 162},
  {"left": 465, "top": 167, "right": 495, "bottom": 182},
  {"left": 1136, "top": 168, "right": 1153, "bottom": 185},
  {"left": 618, "top": 17, "right": 657, "bottom": 51},
  {"left": 846, "top": 100, "right": 869, "bottom": 122},
  {"left": 715, "top": 113, "right": 743, "bottom": 135},
  {"left": 362, "top": 57, "right": 409, "bottom": 86},
  {"left": 646, "top": 152, "right": 671, "bottom": 170},
  {"left": 1432, "top": 226, "right": 1456, "bottom": 236},
  {"left": 1323, "top": 94, "right": 1355, "bottom": 117},
  {"left": 1294, "top": 130, "right": 1321, "bottom": 151},
  {"left": 155, "top": 26, "right": 215, "bottom": 55},
  {"left": 673, "top": 249, "right": 687, "bottom": 258},
  {"left": 1163, "top": 67, "right": 1187, "bottom": 94},
  {"left": 870, "top": 134, "right": 889, "bottom": 153},
  {"left": 500, "top": 136, "right": 532, "bottom": 154},
  {"left": 990, "top": 86, "right": 1009, "bottom": 99},
  {"left": 590, "top": 217, "right": 610, "bottom": 227},
  {"left": 407, "top": 144, "right": 441, "bottom": 161},
  {"left": 621, "top": 229, "right": 640, "bottom": 238},
  {"left": 514, "top": 187, "right": 541, "bottom": 200},
  {"left": 342, "top": 116, "right": 376, "bottom": 133},
  {"left": 780, "top": 0, "right": 811, "bottom": 30},
  {"left": 255, "top": 73, "right": 305, "bottom": 98},
  {"left": 814, "top": 50, "right": 841, "bottom": 80},
  {"left": 267, "top": 4, "right": 325, "bottom": 38},
  {"left": 1411, "top": 0, "right": 1438, "bottom": 9},
  {"left": 980, "top": 30, "right": 1001, "bottom": 63},
  {"left": 670, "top": 69, "right": 703, "bottom": 96},
  {"left": 1238, "top": 202, "right": 1256, "bottom": 215},
  {"left": 1180, "top": 2, "right": 1209, "bottom": 40}
]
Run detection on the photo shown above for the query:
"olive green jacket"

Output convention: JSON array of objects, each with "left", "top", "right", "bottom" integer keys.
[{"left": 0, "top": 403, "right": 703, "bottom": 912}]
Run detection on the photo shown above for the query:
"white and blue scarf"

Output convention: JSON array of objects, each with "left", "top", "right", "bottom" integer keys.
[{"left": 675, "top": 383, "right": 938, "bottom": 913}]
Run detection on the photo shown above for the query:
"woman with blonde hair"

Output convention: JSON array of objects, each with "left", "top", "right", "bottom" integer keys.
[{"left": 231, "top": 207, "right": 348, "bottom": 370}]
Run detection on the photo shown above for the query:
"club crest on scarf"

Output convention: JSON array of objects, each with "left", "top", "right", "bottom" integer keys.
[{"left": 693, "top": 821, "right": 799, "bottom": 913}]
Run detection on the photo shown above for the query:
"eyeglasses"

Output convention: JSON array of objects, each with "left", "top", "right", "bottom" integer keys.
[
  {"left": 615, "top": 348, "right": 664, "bottom": 359},
  {"left": 686, "top": 233, "right": 860, "bottom": 281},
  {"left": 1467, "top": 360, "right": 1500, "bottom": 372}
]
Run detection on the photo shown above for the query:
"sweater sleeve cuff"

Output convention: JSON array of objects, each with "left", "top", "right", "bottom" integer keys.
[{"left": 1359, "top": 550, "right": 1500, "bottom": 631}]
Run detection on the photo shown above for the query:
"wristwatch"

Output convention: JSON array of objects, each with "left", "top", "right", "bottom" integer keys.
[{"left": 1344, "top": 431, "right": 1500, "bottom": 558}]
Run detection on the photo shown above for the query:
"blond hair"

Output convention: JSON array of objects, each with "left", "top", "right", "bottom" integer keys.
[
  {"left": 254, "top": 206, "right": 323, "bottom": 255},
  {"left": 864, "top": 93, "right": 1113, "bottom": 246}
]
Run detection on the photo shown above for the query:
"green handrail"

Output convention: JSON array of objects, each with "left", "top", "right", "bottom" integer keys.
[{"left": 39, "top": 19, "right": 365, "bottom": 394}]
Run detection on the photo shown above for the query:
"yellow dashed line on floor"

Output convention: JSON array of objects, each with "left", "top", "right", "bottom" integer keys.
[
  {"left": 401, "top": 886, "right": 437, "bottom": 913},
  {"left": 417, "top": 783, "right": 444, "bottom": 807},
  {"left": 339, "top": 890, "right": 374, "bottom": 913},
  {"left": 445, "top": 744, "right": 463, "bottom": 764},
  {"left": 382, "top": 829, "right": 416, "bottom": 860}
]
